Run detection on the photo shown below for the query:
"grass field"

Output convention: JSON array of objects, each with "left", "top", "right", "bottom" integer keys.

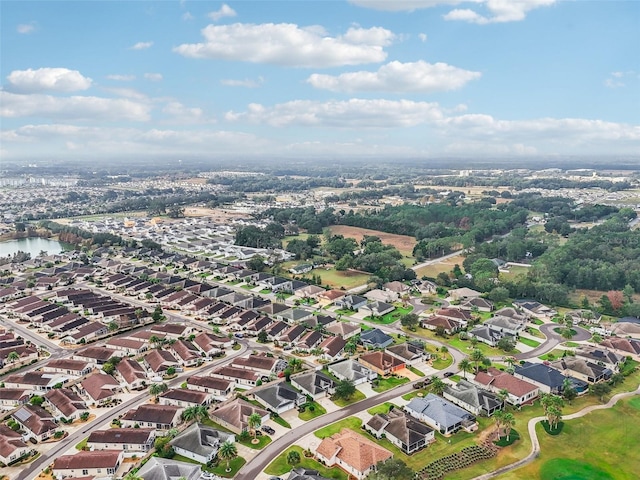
[
  {"left": 497, "top": 398, "right": 640, "bottom": 480},
  {"left": 367, "top": 402, "right": 398, "bottom": 415},
  {"left": 317, "top": 267, "right": 370, "bottom": 289},
  {"left": 328, "top": 225, "right": 417, "bottom": 258},
  {"left": 414, "top": 253, "right": 465, "bottom": 279},
  {"left": 315, "top": 417, "right": 363, "bottom": 438},
  {"left": 173, "top": 454, "right": 246, "bottom": 477},
  {"left": 238, "top": 434, "right": 272, "bottom": 449},
  {"left": 265, "top": 446, "right": 348, "bottom": 480},
  {"left": 519, "top": 337, "right": 541, "bottom": 348},
  {"left": 299, "top": 401, "right": 327, "bottom": 421}
]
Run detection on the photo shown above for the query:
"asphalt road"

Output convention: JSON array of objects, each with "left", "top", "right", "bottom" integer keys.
[
  {"left": 515, "top": 323, "right": 591, "bottom": 360},
  {"left": 17, "top": 341, "right": 249, "bottom": 480}
]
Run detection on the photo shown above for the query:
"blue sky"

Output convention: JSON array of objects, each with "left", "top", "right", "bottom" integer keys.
[{"left": 1, "top": 0, "right": 639, "bottom": 162}]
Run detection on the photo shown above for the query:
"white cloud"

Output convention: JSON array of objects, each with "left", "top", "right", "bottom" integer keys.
[
  {"left": 182, "top": 11, "right": 194, "bottom": 21},
  {"left": 174, "top": 23, "right": 394, "bottom": 67},
  {"left": 129, "top": 41, "right": 153, "bottom": 50},
  {"left": 604, "top": 78, "right": 625, "bottom": 89},
  {"left": 418, "top": 33, "right": 428, "bottom": 42},
  {"left": 307, "top": 61, "right": 480, "bottom": 93},
  {"left": 208, "top": 4, "right": 237, "bottom": 21},
  {"left": 17, "top": 22, "right": 37, "bottom": 34},
  {"left": 6, "top": 68, "right": 92, "bottom": 93},
  {"left": 604, "top": 71, "right": 637, "bottom": 88},
  {"left": 444, "top": 0, "right": 556, "bottom": 24},
  {"left": 106, "top": 74, "right": 136, "bottom": 81},
  {"left": 225, "top": 98, "right": 444, "bottom": 127},
  {"left": 102, "top": 87, "right": 149, "bottom": 101},
  {"left": 162, "top": 101, "right": 205, "bottom": 123},
  {"left": 221, "top": 77, "right": 264, "bottom": 88},
  {"left": 144, "top": 73, "right": 163, "bottom": 82},
  {"left": 0, "top": 91, "right": 151, "bottom": 121}
]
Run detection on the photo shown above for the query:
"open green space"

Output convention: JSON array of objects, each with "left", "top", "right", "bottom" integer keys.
[
  {"left": 367, "top": 402, "right": 397, "bottom": 415},
  {"left": 365, "top": 305, "right": 414, "bottom": 325},
  {"left": 299, "top": 401, "right": 327, "bottom": 421},
  {"left": 318, "top": 268, "right": 370, "bottom": 289},
  {"left": 519, "top": 337, "right": 541, "bottom": 348},
  {"left": 265, "top": 446, "right": 348, "bottom": 480},
  {"left": 432, "top": 352, "right": 454, "bottom": 370},
  {"left": 331, "top": 388, "right": 366, "bottom": 407},
  {"left": 372, "top": 375, "right": 410, "bottom": 392},
  {"left": 75, "top": 438, "right": 88, "bottom": 450},
  {"left": 238, "top": 434, "right": 272, "bottom": 449},
  {"left": 314, "top": 417, "right": 363, "bottom": 438},
  {"left": 539, "top": 459, "right": 614, "bottom": 480}
]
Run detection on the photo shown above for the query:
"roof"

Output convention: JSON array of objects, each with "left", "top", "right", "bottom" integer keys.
[
  {"left": 211, "top": 398, "right": 269, "bottom": 431},
  {"left": 292, "top": 371, "right": 335, "bottom": 395},
  {"left": 329, "top": 359, "right": 375, "bottom": 382},
  {"left": 45, "top": 388, "right": 87, "bottom": 417},
  {"left": 386, "top": 343, "right": 426, "bottom": 361},
  {"left": 43, "top": 359, "right": 90, "bottom": 372},
  {"left": 326, "top": 322, "right": 360, "bottom": 338},
  {"left": 145, "top": 349, "right": 179, "bottom": 372},
  {"left": 233, "top": 354, "right": 278, "bottom": 371},
  {"left": 474, "top": 367, "right": 539, "bottom": 397},
  {"left": 444, "top": 380, "right": 502, "bottom": 411},
  {"left": 137, "top": 456, "right": 202, "bottom": 480},
  {"left": 81, "top": 372, "right": 119, "bottom": 401},
  {"left": 422, "top": 315, "right": 463, "bottom": 331},
  {"left": 53, "top": 450, "right": 121, "bottom": 470},
  {"left": 116, "top": 358, "right": 147, "bottom": 384},
  {"left": 12, "top": 405, "right": 57, "bottom": 435},
  {"left": 76, "top": 346, "right": 116, "bottom": 362},
  {"left": 122, "top": 404, "right": 181, "bottom": 425},
  {"left": 160, "top": 388, "right": 209, "bottom": 405},
  {"left": 358, "top": 351, "right": 404, "bottom": 371},
  {"left": 187, "top": 375, "right": 232, "bottom": 392},
  {"left": 0, "top": 388, "right": 29, "bottom": 401},
  {"left": 286, "top": 468, "right": 333, "bottom": 480},
  {"left": 319, "top": 335, "right": 347, "bottom": 357},
  {"left": 253, "top": 382, "right": 305, "bottom": 409},
  {"left": 170, "top": 422, "right": 233, "bottom": 457},
  {"left": 367, "top": 409, "right": 433, "bottom": 446},
  {"left": 360, "top": 328, "right": 393, "bottom": 347},
  {"left": 406, "top": 394, "right": 476, "bottom": 429},
  {"left": 212, "top": 365, "right": 261, "bottom": 382},
  {"left": 316, "top": 428, "right": 392, "bottom": 473},
  {"left": 0, "top": 424, "right": 28, "bottom": 459},
  {"left": 88, "top": 428, "right": 154, "bottom": 445}
]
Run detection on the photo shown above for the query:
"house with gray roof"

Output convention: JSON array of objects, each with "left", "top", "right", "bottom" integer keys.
[
  {"left": 386, "top": 342, "right": 430, "bottom": 366},
  {"left": 405, "top": 393, "right": 477, "bottom": 435},
  {"left": 484, "top": 315, "right": 526, "bottom": 336},
  {"left": 469, "top": 325, "right": 512, "bottom": 347},
  {"left": 334, "top": 295, "right": 367, "bottom": 310},
  {"left": 514, "top": 362, "right": 588, "bottom": 395},
  {"left": 137, "top": 456, "right": 202, "bottom": 480},
  {"left": 359, "top": 328, "right": 393, "bottom": 349},
  {"left": 360, "top": 301, "right": 395, "bottom": 317},
  {"left": 286, "top": 468, "right": 333, "bottom": 480},
  {"left": 574, "top": 346, "right": 625, "bottom": 371},
  {"left": 253, "top": 382, "right": 306, "bottom": 414},
  {"left": 291, "top": 371, "right": 335, "bottom": 399},
  {"left": 549, "top": 357, "right": 612, "bottom": 384},
  {"left": 327, "top": 359, "right": 377, "bottom": 385},
  {"left": 170, "top": 422, "right": 235, "bottom": 464},
  {"left": 443, "top": 380, "right": 503, "bottom": 417},
  {"left": 364, "top": 408, "right": 434, "bottom": 454}
]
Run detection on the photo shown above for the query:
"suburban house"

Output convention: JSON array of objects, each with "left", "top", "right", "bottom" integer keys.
[
  {"left": 383, "top": 281, "right": 411, "bottom": 296},
  {"left": 574, "top": 346, "right": 625, "bottom": 371},
  {"left": 44, "top": 388, "right": 88, "bottom": 421},
  {"left": 170, "top": 422, "right": 235, "bottom": 464},
  {"left": 0, "top": 424, "right": 31, "bottom": 466},
  {"left": 253, "top": 382, "right": 306, "bottom": 414},
  {"left": 0, "top": 389, "right": 29, "bottom": 410},
  {"left": 11, "top": 404, "right": 58, "bottom": 442},
  {"left": 104, "top": 337, "right": 148, "bottom": 356},
  {"left": 287, "top": 468, "right": 334, "bottom": 480},
  {"left": 328, "top": 359, "right": 377, "bottom": 385},
  {"left": 514, "top": 362, "right": 588, "bottom": 395},
  {"left": 443, "top": 380, "right": 503, "bottom": 417},
  {"left": 115, "top": 358, "right": 148, "bottom": 391},
  {"left": 317, "top": 289, "right": 346, "bottom": 306},
  {"left": 600, "top": 338, "right": 640, "bottom": 357},
  {"left": 420, "top": 316, "right": 464, "bottom": 335},
  {"left": 360, "top": 301, "right": 395, "bottom": 318},
  {"left": 315, "top": 428, "right": 393, "bottom": 480},
  {"left": 296, "top": 330, "right": 324, "bottom": 351},
  {"left": 193, "top": 332, "right": 233, "bottom": 357},
  {"left": 358, "top": 351, "right": 405, "bottom": 376},
  {"left": 326, "top": 322, "right": 361, "bottom": 340},
  {"left": 170, "top": 339, "right": 202, "bottom": 367},
  {"left": 87, "top": 428, "right": 156, "bottom": 455},
  {"left": 359, "top": 328, "right": 394, "bottom": 349},
  {"left": 469, "top": 325, "right": 512, "bottom": 347},
  {"left": 3, "top": 371, "right": 70, "bottom": 393},
  {"left": 448, "top": 288, "right": 482, "bottom": 301},
  {"left": 472, "top": 368, "right": 539, "bottom": 406},
  {"left": 52, "top": 450, "right": 123, "bottom": 479},
  {"left": 210, "top": 365, "right": 261, "bottom": 389},
  {"left": 73, "top": 346, "right": 118, "bottom": 366},
  {"left": 549, "top": 357, "right": 612, "bottom": 383},
  {"left": 461, "top": 297, "right": 494, "bottom": 312},
  {"left": 291, "top": 371, "right": 336, "bottom": 399},
  {"left": 121, "top": 404, "right": 183, "bottom": 431},
  {"left": 365, "top": 408, "right": 435, "bottom": 454},
  {"left": 405, "top": 394, "right": 478, "bottom": 435},
  {"left": 319, "top": 335, "right": 347, "bottom": 361},
  {"left": 144, "top": 349, "right": 180, "bottom": 375},
  {"left": 137, "top": 456, "right": 202, "bottom": 480},
  {"left": 513, "top": 300, "right": 557, "bottom": 320},
  {"left": 186, "top": 376, "right": 233, "bottom": 402},
  {"left": 334, "top": 295, "right": 367, "bottom": 311},
  {"left": 436, "top": 308, "right": 474, "bottom": 325},
  {"left": 209, "top": 399, "right": 270, "bottom": 434},
  {"left": 364, "top": 289, "right": 398, "bottom": 304},
  {"left": 40, "top": 359, "right": 92, "bottom": 377},
  {"left": 386, "top": 342, "right": 430, "bottom": 366},
  {"left": 80, "top": 371, "right": 120, "bottom": 405},
  {"left": 159, "top": 388, "right": 211, "bottom": 407},
  {"left": 278, "top": 325, "right": 308, "bottom": 345},
  {"left": 232, "top": 354, "right": 287, "bottom": 376},
  {"left": 484, "top": 315, "right": 526, "bottom": 336}
]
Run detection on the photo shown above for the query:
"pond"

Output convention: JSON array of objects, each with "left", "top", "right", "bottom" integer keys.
[{"left": 0, "top": 237, "right": 72, "bottom": 259}]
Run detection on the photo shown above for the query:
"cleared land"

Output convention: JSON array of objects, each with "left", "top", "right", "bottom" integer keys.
[
  {"left": 328, "top": 225, "right": 417, "bottom": 258},
  {"left": 414, "top": 253, "right": 465, "bottom": 279}
]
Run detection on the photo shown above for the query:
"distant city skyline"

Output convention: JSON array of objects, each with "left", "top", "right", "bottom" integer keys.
[{"left": 1, "top": 0, "right": 639, "bottom": 161}]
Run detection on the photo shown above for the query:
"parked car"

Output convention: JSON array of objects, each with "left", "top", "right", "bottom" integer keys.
[
  {"left": 443, "top": 372, "right": 454, "bottom": 377},
  {"left": 262, "top": 425, "right": 276, "bottom": 435}
]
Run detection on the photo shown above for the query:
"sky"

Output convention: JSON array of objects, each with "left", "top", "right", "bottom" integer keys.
[{"left": 1, "top": 0, "right": 639, "bottom": 163}]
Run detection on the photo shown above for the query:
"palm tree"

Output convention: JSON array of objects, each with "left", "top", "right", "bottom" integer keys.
[
  {"left": 149, "top": 382, "right": 168, "bottom": 401},
  {"left": 431, "top": 377, "right": 447, "bottom": 396},
  {"left": 182, "top": 405, "right": 209, "bottom": 424},
  {"left": 275, "top": 291, "right": 287, "bottom": 304},
  {"left": 7, "top": 351, "right": 20, "bottom": 364},
  {"left": 493, "top": 410, "right": 505, "bottom": 437},
  {"left": 501, "top": 412, "right": 516, "bottom": 441},
  {"left": 288, "top": 358, "right": 303, "bottom": 373},
  {"left": 458, "top": 358, "right": 472, "bottom": 379},
  {"left": 218, "top": 441, "right": 238, "bottom": 472},
  {"left": 470, "top": 349, "right": 485, "bottom": 372},
  {"left": 247, "top": 413, "right": 262, "bottom": 443},
  {"left": 287, "top": 450, "right": 301, "bottom": 467},
  {"left": 497, "top": 388, "right": 510, "bottom": 405},
  {"left": 123, "top": 472, "right": 143, "bottom": 480}
]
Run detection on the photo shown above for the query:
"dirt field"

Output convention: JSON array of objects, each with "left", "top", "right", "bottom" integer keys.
[
  {"left": 183, "top": 207, "right": 248, "bottom": 222},
  {"left": 414, "top": 253, "right": 465, "bottom": 279},
  {"left": 328, "top": 225, "right": 417, "bottom": 257}
]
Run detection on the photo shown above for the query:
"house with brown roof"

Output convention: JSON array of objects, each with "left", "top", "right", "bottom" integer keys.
[
  {"left": 11, "top": 404, "right": 58, "bottom": 442},
  {"left": 386, "top": 342, "right": 430, "bottom": 366},
  {"left": 87, "top": 428, "right": 155, "bottom": 455},
  {"left": 365, "top": 408, "right": 434, "bottom": 454},
  {"left": 326, "top": 322, "right": 361, "bottom": 340},
  {"left": 193, "top": 332, "right": 233, "bottom": 357},
  {"left": 296, "top": 330, "right": 324, "bottom": 351},
  {"left": 315, "top": 428, "right": 393, "bottom": 479},
  {"left": 210, "top": 398, "right": 270, "bottom": 434},
  {"left": 80, "top": 371, "right": 120, "bottom": 405},
  {"left": 472, "top": 367, "right": 539, "bottom": 406},
  {"left": 232, "top": 353, "right": 287, "bottom": 376},
  {"left": 73, "top": 346, "right": 117, "bottom": 366},
  {"left": 278, "top": 324, "right": 307, "bottom": 345},
  {"left": 0, "top": 344, "right": 38, "bottom": 370},
  {"left": 3, "top": 371, "right": 70, "bottom": 393},
  {"left": 169, "top": 339, "right": 202, "bottom": 367},
  {"left": 420, "top": 315, "right": 464, "bottom": 335},
  {"left": 115, "top": 358, "right": 147, "bottom": 391},
  {"left": 210, "top": 365, "right": 261, "bottom": 389},
  {"left": 144, "top": 349, "right": 180, "bottom": 374},
  {"left": 121, "top": 404, "right": 182, "bottom": 431},
  {"left": 549, "top": 357, "right": 612, "bottom": 384},
  {"left": 41, "top": 359, "right": 92, "bottom": 377},
  {"left": 358, "top": 351, "right": 405, "bottom": 376},
  {"left": 600, "top": 338, "right": 640, "bottom": 357},
  {"left": 317, "top": 289, "right": 346, "bottom": 306},
  {"left": 187, "top": 376, "right": 232, "bottom": 401},
  {"left": 149, "top": 323, "right": 191, "bottom": 339},
  {"left": 319, "top": 336, "right": 347, "bottom": 361},
  {"left": 45, "top": 388, "right": 88, "bottom": 421},
  {"left": 0, "top": 389, "right": 30, "bottom": 410},
  {"left": 0, "top": 424, "right": 31, "bottom": 466},
  {"left": 159, "top": 388, "right": 212, "bottom": 407},
  {"left": 105, "top": 337, "right": 148, "bottom": 356},
  {"left": 53, "top": 450, "right": 123, "bottom": 479}
]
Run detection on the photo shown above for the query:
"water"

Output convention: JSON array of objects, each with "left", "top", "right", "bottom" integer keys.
[{"left": 0, "top": 237, "right": 70, "bottom": 259}]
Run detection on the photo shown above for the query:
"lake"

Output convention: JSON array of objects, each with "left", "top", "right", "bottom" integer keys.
[{"left": 0, "top": 237, "right": 71, "bottom": 259}]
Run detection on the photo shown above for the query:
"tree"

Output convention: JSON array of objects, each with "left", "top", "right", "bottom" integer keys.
[
  {"left": 334, "top": 379, "right": 356, "bottom": 400},
  {"left": 487, "top": 287, "right": 510, "bottom": 303},
  {"left": 182, "top": 405, "right": 209, "bottom": 423},
  {"left": 561, "top": 379, "right": 577, "bottom": 404},
  {"left": 493, "top": 410, "right": 505, "bottom": 437},
  {"left": 102, "top": 362, "right": 115, "bottom": 375},
  {"left": 547, "top": 405, "right": 563, "bottom": 430},
  {"left": 7, "top": 351, "right": 19, "bottom": 363},
  {"left": 248, "top": 413, "right": 262, "bottom": 443},
  {"left": 434, "top": 325, "right": 447, "bottom": 337},
  {"left": 154, "top": 436, "right": 174, "bottom": 458},
  {"left": 590, "top": 382, "right": 612, "bottom": 402},
  {"left": 501, "top": 412, "right": 516, "bottom": 441},
  {"left": 400, "top": 313, "right": 419, "bottom": 331},
  {"left": 108, "top": 321, "right": 119, "bottom": 332},
  {"left": 591, "top": 333, "right": 603, "bottom": 346},
  {"left": 497, "top": 337, "right": 516, "bottom": 352},
  {"left": 458, "top": 358, "right": 472, "bottom": 379},
  {"left": 609, "top": 372, "right": 625, "bottom": 387},
  {"left": 218, "top": 441, "right": 238, "bottom": 472},
  {"left": 257, "top": 330, "right": 269, "bottom": 343},
  {"left": 149, "top": 383, "right": 168, "bottom": 400},
  {"left": 540, "top": 393, "right": 563, "bottom": 430},
  {"left": 288, "top": 357, "right": 303, "bottom": 373},
  {"left": 470, "top": 349, "right": 485, "bottom": 372},
  {"left": 152, "top": 305, "right": 164, "bottom": 322},
  {"left": 431, "top": 377, "right": 447, "bottom": 396},
  {"left": 497, "top": 388, "right": 510, "bottom": 404},
  {"left": 606, "top": 290, "right": 625, "bottom": 313},
  {"left": 247, "top": 255, "right": 266, "bottom": 272},
  {"left": 560, "top": 327, "right": 574, "bottom": 341},
  {"left": 30, "top": 395, "right": 45, "bottom": 407},
  {"left": 366, "top": 458, "right": 414, "bottom": 480},
  {"left": 286, "top": 449, "right": 301, "bottom": 467}
]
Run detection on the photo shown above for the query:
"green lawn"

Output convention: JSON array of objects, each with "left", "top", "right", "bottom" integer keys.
[
  {"left": 367, "top": 402, "right": 398, "bottom": 415},
  {"left": 406, "top": 326, "right": 516, "bottom": 357},
  {"left": 432, "top": 352, "right": 454, "bottom": 370},
  {"left": 173, "top": 454, "right": 246, "bottom": 478},
  {"left": 265, "top": 446, "right": 348, "bottom": 480},
  {"left": 238, "top": 434, "right": 272, "bottom": 449},
  {"left": 562, "top": 341, "right": 580, "bottom": 348},
  {"left": 335, "top": 308, "right": 356, "bottom": 317},
  {"left": 319, "top": 268, "right": 370, "bottom": 289},
  {"left": 519, "top": 337, "right": 541, "bottom": 348},
  {"left": 538, "top": 349, "right": 567, "bottom": 361},
  {"left": 366, "top": 306, "right": 415, "bottom": 325},
  {"left": 372, "top": 375, "right": 409, "bottom": 392},
  {"left": 75, "top": 437, "right": 88, "bottom": 450},
  {"left": 299, "top": 401, "right": 327, "bottom": 421},
  {"left": 531, "top": 318, "right": 544, "bottom": 325},
  {"left": 315, "top": 417, "right": 363, "bottom": 438},
  {"left": 409, "top": 366, "right": 425, "bottom": 376},
  {"left": 331, "top": 389, "right": 366, "bottom": 407},
  {"left": 272, "top": 415, "right": 292, "bottom": 429},
  {"left": 201, "top": 419, "right": 234, "bottom": 433}
]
